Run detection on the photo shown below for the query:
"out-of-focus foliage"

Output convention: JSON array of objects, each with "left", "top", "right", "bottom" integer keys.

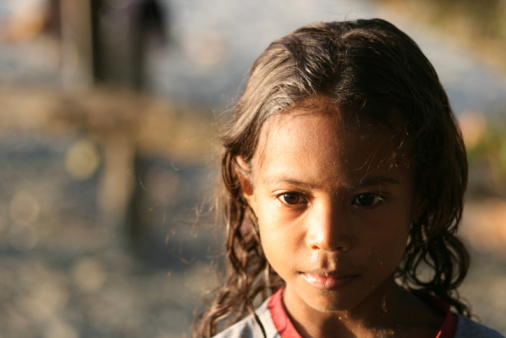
[
  {"left": 370, "top": 0, "right": 506, "bottom": 75},
  {"left": 460, "top": 111, "right": 506, "bottom": 196},
  {"left": 370, "top": 0, "right": 506, "bottom": 195},
  {"left": 0, "top": 0, "right": 48, "bottom": 43}
]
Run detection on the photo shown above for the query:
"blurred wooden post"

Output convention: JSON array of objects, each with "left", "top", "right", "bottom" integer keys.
[
  {"left": 59, "top": 0, "right": 94, "bottom": 89},
  {"left": 58, "top": 0, "right": 168, "bottom": 242}
]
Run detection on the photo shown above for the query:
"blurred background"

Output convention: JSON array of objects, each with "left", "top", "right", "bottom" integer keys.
[{"left": 0, "top": 0, "right": 505, "bottom": 337}]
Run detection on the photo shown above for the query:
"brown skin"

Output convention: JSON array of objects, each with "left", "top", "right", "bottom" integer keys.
[{"left": 238, "top": 96, "right": 444, "bottom": 337}]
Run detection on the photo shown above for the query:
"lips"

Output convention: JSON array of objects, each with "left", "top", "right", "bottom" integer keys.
[{"left": 301, "top": 271, "right": 359, "bottom": 290}]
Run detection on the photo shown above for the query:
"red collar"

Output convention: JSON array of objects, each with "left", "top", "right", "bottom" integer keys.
[
  {"left": 268, "top": 287, "right": 301, "bottom": 338},
  {"left": 268, "top": 287, "right": 458, "bottom": 338},
  {"left": 422, "top": 292, "right": 458, "bottom": 338}
]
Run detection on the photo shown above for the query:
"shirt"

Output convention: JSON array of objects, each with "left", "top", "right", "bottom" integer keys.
[{"left": 214, "top": 288, "right": 504, "bottom": 337}]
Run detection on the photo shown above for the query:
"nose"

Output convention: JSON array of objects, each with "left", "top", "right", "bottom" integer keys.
[{"left": 306, "top": 201, "right": 352, "bottom": 252}]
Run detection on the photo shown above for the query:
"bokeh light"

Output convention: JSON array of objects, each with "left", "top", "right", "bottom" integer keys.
[{"left": 64, "top": 139, "right": 101, "bottom": 180}]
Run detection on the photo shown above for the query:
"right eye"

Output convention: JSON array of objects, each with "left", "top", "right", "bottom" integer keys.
[{"left": 278, "top": 192, "right": 307, "bottom": 205}]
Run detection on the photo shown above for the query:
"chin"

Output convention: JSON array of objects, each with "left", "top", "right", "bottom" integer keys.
[{"left": 303, "top": 291, "right": 360, "bottom": 313}]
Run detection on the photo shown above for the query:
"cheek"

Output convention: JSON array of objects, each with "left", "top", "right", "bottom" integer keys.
[
  {"left": 257, "top": 212, "right": 297, "bottom": 252},
  {"left": 254, "top": 197, "right": 297, "bottom": 237},
  {"left": 364, "top": 225, "right": 410, "bottom": 279},
  {"left": 258, "top": 225, "right": 294, "bottom": 278},
  {"left": 360, "top": 208, "right": 411, "bottom": 268},
  {"left": 256, "top": 204, "right": 304, "bottom": 272}
]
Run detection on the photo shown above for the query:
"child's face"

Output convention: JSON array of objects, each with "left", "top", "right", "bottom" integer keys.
[{"left": 240, "top": 97, "right": 423, "bottom": 318}]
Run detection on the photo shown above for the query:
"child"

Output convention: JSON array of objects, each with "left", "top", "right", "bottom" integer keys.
[{"left": 195, "top": 18, "right": 504, "bottom": 338}]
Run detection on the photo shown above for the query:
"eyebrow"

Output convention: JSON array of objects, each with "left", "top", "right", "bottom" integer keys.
[
  {"left": 353, "top": 175, "right": 402, "bottom": 188},
  {"left": 262, "top": 175, "right": 401, "bottom": 190}
]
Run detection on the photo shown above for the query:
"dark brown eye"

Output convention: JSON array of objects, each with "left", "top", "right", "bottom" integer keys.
[
  {"left": 354, "top": 193, "right": 383, "bottom": 207},
  {"left": 280, "top": 192, "right": 302, "bottom": 205}
]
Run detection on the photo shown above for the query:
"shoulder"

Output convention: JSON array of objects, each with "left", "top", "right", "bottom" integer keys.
[
  {"left": 454, "top": 314, "right": 504, "bottom": 338},
  {"left": 213, "top": 298, "right": 279, "bottom": 338}
]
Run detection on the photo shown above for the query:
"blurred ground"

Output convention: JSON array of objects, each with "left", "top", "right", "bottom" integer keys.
[
  {"left": 0, "top": 128, "right": 219, "bottom": 338},
  {"left": 0, "top": 128, "right": 505, "bottom": 338}
]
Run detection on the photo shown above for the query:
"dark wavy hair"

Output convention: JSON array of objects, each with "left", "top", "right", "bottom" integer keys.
[{"left": 194, "top": 18, "right": 469, "bottom": 337}]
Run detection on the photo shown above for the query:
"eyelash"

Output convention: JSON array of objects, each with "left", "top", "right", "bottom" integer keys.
[
  {"left": 277, "top": 192, "right": 308, "bottom": 206},
  {"left": 276, "top": 192, "right": 384, "bottom": 208},
  {"left": 352, "top": 193, "right": 384, "bottom": 208}
]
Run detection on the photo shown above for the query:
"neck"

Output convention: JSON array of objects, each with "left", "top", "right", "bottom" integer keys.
[{"left": 284, "top": 277, "right": 441, "bottom": 338}]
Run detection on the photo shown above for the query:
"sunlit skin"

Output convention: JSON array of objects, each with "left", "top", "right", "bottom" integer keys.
[{"left": 238, "top": 96, "right": 445, "bottom": 337}]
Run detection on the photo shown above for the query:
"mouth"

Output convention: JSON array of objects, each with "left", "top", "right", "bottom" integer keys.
[{"left": 301, "top": 271, "right": 359, "bottom": 291}]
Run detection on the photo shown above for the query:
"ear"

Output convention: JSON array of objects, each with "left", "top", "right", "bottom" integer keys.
[{"left": 235, "top": 156, "right": 256, "bottom": 209}]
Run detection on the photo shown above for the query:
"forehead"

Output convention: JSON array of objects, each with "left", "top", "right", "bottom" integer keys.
[{"left": 252, "top": 97, "right": 410, "bottom": 183}]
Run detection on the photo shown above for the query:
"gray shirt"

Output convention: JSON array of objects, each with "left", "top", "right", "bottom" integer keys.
[{"left": 214, "top": 298, "right": 504, "bottom": 338}]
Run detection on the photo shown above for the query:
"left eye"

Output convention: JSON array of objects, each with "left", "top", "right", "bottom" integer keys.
[{"left": 353, "top": 193, "right": 383, "bottom": 207}]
